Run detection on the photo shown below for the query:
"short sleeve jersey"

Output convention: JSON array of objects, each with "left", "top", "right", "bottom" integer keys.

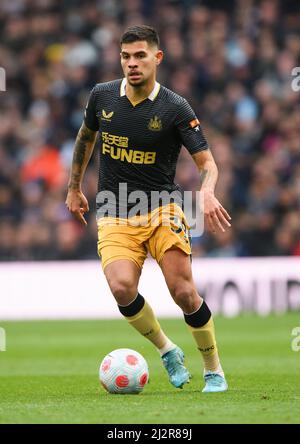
[{"left": 84, "top": 78, "right": 209, "bottom": 215}]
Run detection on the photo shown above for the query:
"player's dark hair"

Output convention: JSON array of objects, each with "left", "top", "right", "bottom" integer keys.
[{"left": 120, "top": 25, "right": 160, "bottom": 48}]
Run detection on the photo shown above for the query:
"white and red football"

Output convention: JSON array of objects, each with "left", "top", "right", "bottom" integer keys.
[{"left": 99, "top": 348, "right": 149, "bottom": 394}]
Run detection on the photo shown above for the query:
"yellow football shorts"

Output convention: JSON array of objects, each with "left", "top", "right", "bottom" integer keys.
[{"left": 97, "top": 203, "right": 191, "bottom": 270}]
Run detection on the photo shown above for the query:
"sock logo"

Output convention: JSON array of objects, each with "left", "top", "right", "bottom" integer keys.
[
  {"left": 198, "top": 345, "right": 215, "bottom": 353},
  {"left": 143, "top": 329, "right": 154, "bottom": 337}
]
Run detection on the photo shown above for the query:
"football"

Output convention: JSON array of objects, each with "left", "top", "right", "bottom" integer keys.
[{"left": 99, "top": 348, "right": 149, "bottom": 394}]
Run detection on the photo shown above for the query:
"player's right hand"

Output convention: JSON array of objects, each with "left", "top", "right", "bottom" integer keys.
[{"left": 65, "top": 189, "right": 89, "bottom": 226}]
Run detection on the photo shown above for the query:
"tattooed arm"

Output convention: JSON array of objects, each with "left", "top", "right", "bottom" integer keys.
[
  {"left": 192, "top": 149, "right": 231, "bottom": 234},
  {"left": 65, "top": 122, "right": 98, "bottom": 225}
]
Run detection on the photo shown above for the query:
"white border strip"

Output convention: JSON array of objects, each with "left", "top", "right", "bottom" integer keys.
[{"left": 0, "top": 258, "right": 299, "bottom": 320}]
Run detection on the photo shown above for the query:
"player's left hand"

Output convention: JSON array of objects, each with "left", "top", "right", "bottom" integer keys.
[{"left": 201, "top": 189, "right": 231, "bottom": 234}]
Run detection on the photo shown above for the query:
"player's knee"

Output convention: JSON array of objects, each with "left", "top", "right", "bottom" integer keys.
[
  {"left": 171, "top": 282, "right": 198, "bottom": 312},
  {"left": 109, "top": 278, "right": 138, "bottom": 305}
]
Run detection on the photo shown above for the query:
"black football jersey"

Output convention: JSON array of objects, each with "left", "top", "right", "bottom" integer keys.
[{"left": 84, "top": 78, "right": 209, "bottom": 216}]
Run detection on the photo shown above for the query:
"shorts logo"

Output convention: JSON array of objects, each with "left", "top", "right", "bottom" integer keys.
[
  {"left": 102, "top": 110, "right": 114, "bottom": 121},
  {"left": 170, "top": 216, "right": 190, "bottom": 244},
  {"left": 148, "top": 116, "right": 162, "bottom": 131}
]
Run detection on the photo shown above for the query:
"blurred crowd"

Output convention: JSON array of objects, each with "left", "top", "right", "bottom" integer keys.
[{"left": 0, "top": 0, "right": 300, "bottom": 261}]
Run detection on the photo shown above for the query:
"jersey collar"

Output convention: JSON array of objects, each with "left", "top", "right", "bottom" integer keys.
[{"left": 120, "top": 78, "right": 160, "bottom": 101}]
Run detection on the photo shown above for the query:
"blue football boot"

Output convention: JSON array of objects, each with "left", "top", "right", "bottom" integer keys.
[
  {"left": 202, "top": 372, "right": 228, "bottom": 393},
  {"left": 162, "top": 347, "right": 191, "bottom": 389}
]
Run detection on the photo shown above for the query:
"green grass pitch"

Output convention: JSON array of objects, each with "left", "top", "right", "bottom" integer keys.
[{"left": 0, "top": 314, "right": 299, "bottom": 424}]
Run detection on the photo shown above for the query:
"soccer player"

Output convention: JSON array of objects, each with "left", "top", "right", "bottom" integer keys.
[{"left": 66, "top": 25, "right": 231, "bottom": 393}]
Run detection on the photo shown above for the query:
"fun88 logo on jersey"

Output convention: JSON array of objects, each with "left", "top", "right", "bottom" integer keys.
[
  {"left": 101, "top": 132, "right": 156, "bottom": 165},
  {"left": 0, "top": 67, "right": 6, "bottom": 91}
]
